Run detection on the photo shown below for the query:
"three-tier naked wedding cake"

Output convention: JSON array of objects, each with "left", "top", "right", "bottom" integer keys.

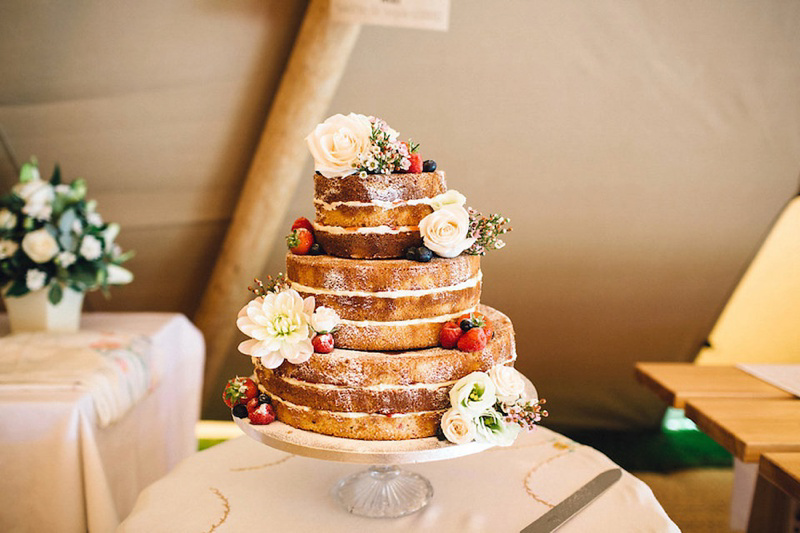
[{"left": 224, "top": 113, "right": 545, "bottom": 446}]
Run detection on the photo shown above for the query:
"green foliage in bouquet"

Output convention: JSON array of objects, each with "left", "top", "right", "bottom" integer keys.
[{"left": 0, "top": 159, "right": 134, "bottom": 304}]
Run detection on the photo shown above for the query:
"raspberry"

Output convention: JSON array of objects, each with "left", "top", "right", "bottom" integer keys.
[
  {"left": 249, "top": 403, "right": 276, "bottom": 425},
  {"left": 408, "top": 153, "right": 423, "bottom": 173},
  {"left": 439, "top": 321, "right": 463, "bottom": 349},
  {"left": 457, "top": 327, "right": 488, "bottom": 352}
]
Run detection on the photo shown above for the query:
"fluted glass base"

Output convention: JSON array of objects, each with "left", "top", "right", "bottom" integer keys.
[{"left": 333, "top": 465, "right": 434, "bottom": 518}]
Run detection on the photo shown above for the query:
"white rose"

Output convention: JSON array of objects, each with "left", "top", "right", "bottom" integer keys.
[
  {"left": 21, "top": 229, "right": 59, "bottom": 263},
  {"left": 0, "top": 209, "right": 17, "bottom": 229},
  {"left": 440, "top": 408, "right": 477, "bottom": 445},
  {"left": 80, "top": 235, "right": 103, "bottom": 260},
  {"left": 310, "top": 306, "right": 340, "bottom": 334},
  {"left": 14, "top": 180, "right": 54, "bottom": 221},
  {"left": 419, "top": 204, "right": 476, "bottom": 258},
  {"left": 0, "top": 239, "right": 18, "bottom": 259},
  {"left": 489, "top": 366, "right": 526, "bottom": 404},
  {"left": 25, "top": 269, "right": 47, "bottom": 291},
  {"left": 107, "top": 264, "right": 134, "bottom": 285},
  {"left": 306, "top": 113, "right": 372, "bottom": 178},
  {"left": 87, "top": 212, "right": 103, "bottom": 227},
  {"left": 429, "top": 189, "right": 466, "bottom": 211},
  {"left": 56, "top": 251, "right": 76, "bottom": 267},
  {"left": 474, "top": 408, "right": 521, "bottom": 447},
  {"left": 449, "top": 371, "right": 496, "bottom": 416}
]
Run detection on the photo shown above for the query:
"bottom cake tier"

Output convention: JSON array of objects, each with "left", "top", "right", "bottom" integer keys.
[{"left": 253, "top": 305, "right": 516, "bottom": 440}]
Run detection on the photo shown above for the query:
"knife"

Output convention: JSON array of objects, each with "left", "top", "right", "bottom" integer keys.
[{"left": 521, "top": 468, "right": 623, "bottom": 533}]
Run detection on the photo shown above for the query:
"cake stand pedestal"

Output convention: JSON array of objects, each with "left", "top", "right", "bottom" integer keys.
[{"left": 234, "top": 416, "right": 493, "bottom": 518}]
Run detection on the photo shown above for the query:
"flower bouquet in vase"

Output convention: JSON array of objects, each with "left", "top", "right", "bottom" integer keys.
[{"left": 0, "top": 159, "right": 133, "bottom": 333}]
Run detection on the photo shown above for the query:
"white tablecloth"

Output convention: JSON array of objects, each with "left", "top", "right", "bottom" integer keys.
[
  {"left": 119, "top": 427, "right": 679, "bottom": 533},
  {"left": 0, "top": 313, "right": 205, "bottom": 533}
]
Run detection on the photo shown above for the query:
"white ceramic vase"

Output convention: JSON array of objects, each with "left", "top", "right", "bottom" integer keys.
[{"left": 4, "top": 286, "right": 85, "bottom": 333}]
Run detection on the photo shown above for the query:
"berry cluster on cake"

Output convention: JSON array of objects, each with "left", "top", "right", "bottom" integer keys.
[{"left": 224, "top": 113, "right": 546, "bottom": 446}]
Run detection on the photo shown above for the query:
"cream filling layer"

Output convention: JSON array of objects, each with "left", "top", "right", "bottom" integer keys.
[
  {"left": 273, "top": 392, "right": 440, "bottom": 418},
  {"left": 314, "top": 197, "right": 436, "bottom": 211},
  {"left": 312, "top": 222, "right": 417, "bottom": 235},
  {"left": 338, "top": 307, "right": 476, "bottom": 327},
  {"left": 279, "top": 375, "right": 458, "bottom": 392},
  {"left": 289, "top": 271, "right": 482, "bottom": 298}
]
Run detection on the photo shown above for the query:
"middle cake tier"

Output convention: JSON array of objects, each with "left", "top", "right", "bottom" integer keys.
[{"left": 286, "top": 252, "right": 481, "bottom": 351}]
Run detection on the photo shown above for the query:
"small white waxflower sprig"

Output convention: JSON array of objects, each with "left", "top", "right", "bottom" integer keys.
[
  {"left": 354, "top": 116, "right": 414, "bottom": 177},
  {"left": 465, "top": 209, "right": 512, "bottom": 256},
  {"left": 438, "top": 367, "right": 547, "bottom": 446}
]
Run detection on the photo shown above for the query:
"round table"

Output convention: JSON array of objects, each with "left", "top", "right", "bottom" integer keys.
[{"left": 119, "top": 426, "right": 679, "bottom": 532}]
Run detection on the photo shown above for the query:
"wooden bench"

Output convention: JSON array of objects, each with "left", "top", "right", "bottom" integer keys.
[{"left": 747, "top": 453, "right": 800, "bottom": 533}]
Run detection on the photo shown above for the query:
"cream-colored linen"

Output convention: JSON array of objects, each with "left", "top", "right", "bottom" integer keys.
[
  {"left": 0, "top": 313, "right": 205, "bottom": 532},
  {"left": 119, "top": 427, "right": 678, "bottom": 532}
]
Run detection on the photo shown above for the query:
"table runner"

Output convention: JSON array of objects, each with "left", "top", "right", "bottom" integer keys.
[
  {"left": 737, "top": 363, "right": 800, "bottom": 398},
  {"left": 0, "top": 331, "right": 155, "bottom": 427},
  {"left": 119, "top": 427, "right": 679, "bottom": 532}
]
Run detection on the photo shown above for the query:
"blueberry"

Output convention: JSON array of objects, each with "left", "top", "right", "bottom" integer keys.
[
  {"left": 422, "top": 160, "right": 437, "bottom": 172},
  {"left": 416, "top": 246, "right": 433, "bottom": 262},
  {"left": 232, "top": 404, "right": 248, "bottom": 418},
  {"left": 460, "top": 319, "right": 474, "bottom": 332},
  {"left": 435, "top": 425, "right": 448, "bottom": 441},
  {"left": 405, "top": 247, "right": 418, "bottom": 261},
  {"left": 258, "top": 393, "right": 271, "bottom": 404},
  {"left": 309, "top": 243, "right": 324, "bottom": 255}
]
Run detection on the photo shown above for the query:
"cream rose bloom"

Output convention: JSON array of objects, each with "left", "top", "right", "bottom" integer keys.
[
  {"left": 306, "top": 113, "right": 372, "bottom": 178},
  {"left": 21, "top": 228, "right": 59, "bottom": 263},
  {"left": 440, "top": 408, "right": 477, "bottom": 445},
  {"left": 237, "top": 289, "right": 315, "bottom": 369},
  {"left": 0, "top": 239, "right": 18, "bottom": 259},
  {"left": 0, "top": 209, "right": 17, "bottom": 229},
  {"left": 474, "top": 408, "right": 521, "bottom": 447},
  {"left": 489, "top": 366, "right": 526, "bottom": 404},
  {"left": 429, "top": 189, "right": 466, "bottom": 211},
  {"left": 419, "top": 204, "right": 476, "bottom": 258},
  {"left": 449, "top": 371, "right": 496, "bottom": 416},
  {"left": 14, "top": 179, "right": 54, "bottom": 220},
  {"left": 310, "top": 305, "right": 340, "bottom": 334}
]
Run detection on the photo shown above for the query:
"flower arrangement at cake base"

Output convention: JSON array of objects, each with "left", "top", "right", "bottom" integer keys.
[{"left": 0, "top": 159, "right": 133, "bottom": 333}]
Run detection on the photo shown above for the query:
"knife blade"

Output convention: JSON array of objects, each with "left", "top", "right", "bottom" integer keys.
[{"left": 521, "top": 468, "right": 622, "bottom": 533}]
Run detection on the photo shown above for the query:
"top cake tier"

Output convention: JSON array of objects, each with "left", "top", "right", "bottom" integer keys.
[{"left": 312, "top": 171, "right": 447, "bottom": 259}]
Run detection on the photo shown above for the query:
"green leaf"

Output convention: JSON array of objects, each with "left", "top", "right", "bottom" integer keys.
[
  {"left": 48, "top": 282, "right": 63, "bottom": 305},
  {"left": 50, "top": 164, "right": 62, "bottom": 185},
  {"left": 5, "top": 280, "right": 29, "bottom": 297},
  {"left": 19, "top": 160, "right": 38, "bottom": 183}
]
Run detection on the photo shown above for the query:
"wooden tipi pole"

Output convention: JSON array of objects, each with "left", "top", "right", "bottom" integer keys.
[{"left": 195, "top": 0, "right": 360, "bottom": 407}]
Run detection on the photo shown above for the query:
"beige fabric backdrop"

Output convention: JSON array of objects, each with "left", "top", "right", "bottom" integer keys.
[{"left": 2, "top": 1, "right": 798, "bottom": 428}]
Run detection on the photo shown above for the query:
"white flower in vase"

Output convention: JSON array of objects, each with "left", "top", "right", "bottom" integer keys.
[
  {"left": 80, "top": 235, "right": 103, "bottom": 260},
  {"left": 21, "top": 229, "right": 59, "bottom": 263},
  {"left": 0, "top": 209, "right": 17, "bottom": 229},
  {"left": 25, "top": 269, "right": 47, "bottom": 291},
  {"left": 107, "top": 264, "right": 134, "bottom": 285},
  {"left": 237, "top": 289, "right": 315, "bottom": 369},
  {"left": 56, "top": 251, "right": 77, "bottom": 268},
  {"left": 449, "top": 371, "right": 497, "bottom": 416},
  {"left": 0, "top": 240, "right": 18, "bottom": 259},
  {"left": 86, "top": 211, "right": 103, "bottom": 227}
]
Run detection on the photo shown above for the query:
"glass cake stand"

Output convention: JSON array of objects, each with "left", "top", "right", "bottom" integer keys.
[{"left": 233, "top": 415, "right": 493, "bottom": 518}]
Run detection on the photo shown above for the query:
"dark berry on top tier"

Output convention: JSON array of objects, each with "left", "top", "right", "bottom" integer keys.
[
  {"left": 405, "top": 247, "right": 418, "bottom": 261},
  {"left": 460, "top": 319, "right": 475, "bottom": 332},
  {"left": 232, "top": 404, "right": 248, "bottom": 418},
  {"left": 258, "top": 393, "right": 271, "bottom": 405},
  {"left": 416, "top": 246, "right": 433, "bottom": 262},
  {"left": 422, "top": 160, "right": 437, "bottom": 172},
  {"left": 308, "top": 243, "right": 324, "bottom": 255}
]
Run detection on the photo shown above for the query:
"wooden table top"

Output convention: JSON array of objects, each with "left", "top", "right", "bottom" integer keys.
[
  {"left": 759, "top": 452, "right": 800, "bottom": 501},
  {"left": 635, "top": 363, "right": 793, "bottom": 408},
  {"left": 684, "top": 399, "right": 800, "bottom": 462}
]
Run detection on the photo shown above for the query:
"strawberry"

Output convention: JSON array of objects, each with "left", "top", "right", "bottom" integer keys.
[
  {"left": 408, "top": 152, "right": 423, "bottom": 173},
  {"left": 249, "top": 402, "right": 276, "bottom": 425},
  {"left": 457, "top": 327, "right": 488, "bottom": 352},
  {"left": 246, "top": 396, "right": 261, "bottom": 416},
  {"left": 287, "top": 228, "right": 314, "bottom": 255},
  {"left": 312, "top": 333, "right": 335, "bottom": 353},
  {"left": 291, "top": 217, "right": 314, "bottom": 235},
  {"left": 222, "top": 377, "right": 258, "bottom": 408},
  {"left": 439, "top": 321, "right": 463, "bottom": 349}
]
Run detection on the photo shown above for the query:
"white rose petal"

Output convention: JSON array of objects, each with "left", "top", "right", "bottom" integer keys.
[
  {"left": 80, "top": 235, "right": 103, "bottom": 260},
  {"left": 474, "top": 408, "right": 521, "bottom": 447},
  {"left": 0, "top": 209, "right": 17, "bottom": 229},
  {"left": 236, "top": 289, "right": 314, "bottom": 369},
  {"left": 305, "top": 113, "right": 372, "bottom": 178},
  {"left": 489, "top": 366, "right": 526, "bottom": 404},
  {"left": 103, "top": 223, "right": 120, "bottom": 250},
  {"left": 419, "top": 204, "right": 476, "bottom": 258},
  {"left": 14, "top": 180, "right": 55, "bottom": 221},
  {"left": 449, "top": 371, "right": 497, "bottom": 416},
  {"left": 429, "top": 190, "right": 466, "bottom": 211},
  {"left": 440, "top": 408, "right": 477, "bottom": 445},
  {"left": 25, "top": 269, "right": 47, "bottom": 291},
  {"left": 21, "top": 229, "right": 59, "bottom": 263},
  {"left": 310, "top": 306, "right": 340, "bottom": 334},
  {"left": 87, "top": 212, "right": 103, "bottom": 227},
  {"left": 56, "top": 251, "right": 76, "bottom": 268},
  {"left": 107, "top": 264, "right": 133, "bottom": 285},
  {"left": 0, "top": 239, "right": 18, "bottom": 259}
]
